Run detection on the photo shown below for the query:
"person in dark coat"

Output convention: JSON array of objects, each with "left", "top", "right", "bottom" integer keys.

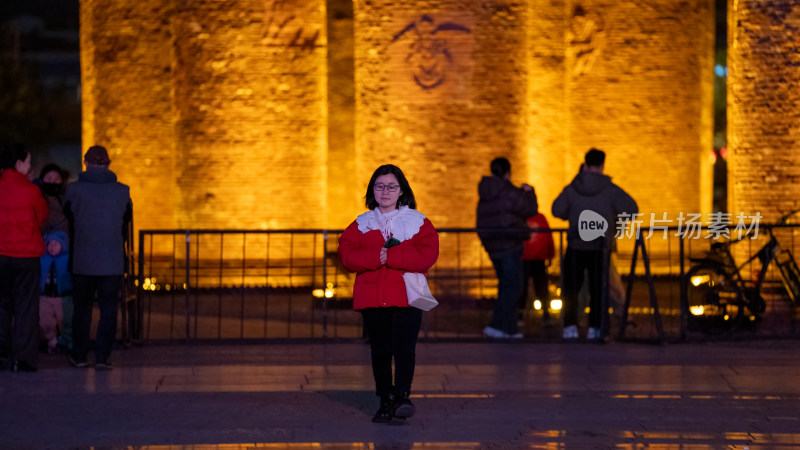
[
  {"left": 0, "top": 144, "right": 49, "bottom": 372},
  {"left": 552, "top": 148, "right": 638, "bottom": 341},
  {"left": 63, "top": 146, "right": 132, "bottom": 370},
  {"left": 476, "top": 157, "right": 539, "bottom": 339},
  {"left": 36, "top": 164, "right": 70, "bottom": 236}
]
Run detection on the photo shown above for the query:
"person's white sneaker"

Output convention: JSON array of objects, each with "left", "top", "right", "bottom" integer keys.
[
  {"left": 483, "top": 326, "right": 508, "bottom": 339},
  {"left": 562, "top": 325, "right": 578, "bottom": 340},
  {"left": 509, "top": 332, "right": 524, "bottom": 339},
  {"left": 587, "top": 327, "right": 600, "bottom": 340}
]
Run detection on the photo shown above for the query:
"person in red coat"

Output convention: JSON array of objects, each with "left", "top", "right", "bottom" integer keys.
[
  {"left": 520, "top": 213, "right": 556, "bottom": 327},
  {"left": 338, "top": 164, "right": 439, "bottom": 423},
  {"left": 0, "top": 145, "right": 49, "bottom": 372}
]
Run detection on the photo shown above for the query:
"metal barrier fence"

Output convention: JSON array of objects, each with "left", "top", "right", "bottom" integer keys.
[{"left": 130, "top": 223, "right": 800, "bottom": 343}]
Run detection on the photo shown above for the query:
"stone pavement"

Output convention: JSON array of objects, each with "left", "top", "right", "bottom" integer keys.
[{"left": 2, "top": 339, "right": 800, "bottom": 449}]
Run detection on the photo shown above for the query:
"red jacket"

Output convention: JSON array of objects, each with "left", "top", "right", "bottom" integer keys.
[
  {"left": 0, "top": 169, "right": 48, "bottom": 257},
  {"left": 338, "top": 217, "right": 439, "bottom": 310},
  {"left": 522, "top": 213, "right": 555, "bottom": 261}
]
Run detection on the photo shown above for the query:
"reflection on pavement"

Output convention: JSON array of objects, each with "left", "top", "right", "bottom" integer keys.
[{"left": 132, "top": 431, "right": 800, "bottom": 449}]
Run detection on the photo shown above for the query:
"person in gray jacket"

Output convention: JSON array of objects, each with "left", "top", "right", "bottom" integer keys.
[
  {"left": 552, "top": 148, "right": 637, "bottom": 341},
  {"left": 63, "top": 146, "right": 132, "bottom": 370},
  {"left": 476, "top": 157, "right": 539, "bottom": 339}
]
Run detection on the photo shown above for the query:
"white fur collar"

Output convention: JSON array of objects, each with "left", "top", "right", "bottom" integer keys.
[{"left": 356, "top": 206, "right": 426, "bottom": 242}]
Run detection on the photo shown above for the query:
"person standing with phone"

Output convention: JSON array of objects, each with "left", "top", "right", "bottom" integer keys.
[{"left": 338, "top": 164, "right": 439, "bottom": 423}]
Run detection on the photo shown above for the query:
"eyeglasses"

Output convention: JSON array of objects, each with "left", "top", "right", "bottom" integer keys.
[{"left": 374, "top": 183, "right": 400, "bottom": 192}]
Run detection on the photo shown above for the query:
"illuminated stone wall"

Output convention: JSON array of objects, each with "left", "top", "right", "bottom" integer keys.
[
  {"left": 525, "top": 0, "right": 567, "bottom": 210},
  {"left": 81, "top": 0, "right": 329, "bottom": 232},
  {"left": 353, "top": 1, "right": 528, "bottom": 230},
  {"left": 728, "top": 0, "right": 800, "bottom": 222},
  {"left": 81, "top": 0, "right": 179, "bottom": 230},
  {"left": 326, "top": 0, "right": 359, "bottom": 227},
  {"left": 172, "top": 1, "right": 328, "bottom": 230},
  {"left": 563, "top": 0, "right": 715, "bottom": 223},
  {"left": 82, "top": 0, "right": 714, "bottom": 238}
]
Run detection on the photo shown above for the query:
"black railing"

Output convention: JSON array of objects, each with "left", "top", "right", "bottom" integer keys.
[{"left": 128, "top": 223, "right": 800, "bottom": 343}]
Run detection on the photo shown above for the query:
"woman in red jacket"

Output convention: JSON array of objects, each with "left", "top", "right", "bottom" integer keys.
[
  {"left": 338, "top": 164, "right": 439, "bottom": 423},
  {"left": 0, "top": 145, "right": 49, "bottom": 373}
]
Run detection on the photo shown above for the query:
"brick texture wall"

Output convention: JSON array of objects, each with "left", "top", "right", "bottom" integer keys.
[
  {"left": 728, "top": 0, "right": 800, "bottom": 222},
  {"left": 526, "top": 0, "right": 567, "bottom": 214},
  {"left": 353, "top": 1, "right": 529, "bottom": 230},
  {"left": 563, "top": 0, "right": 715, "bottom": 224},
  {"left": 82, "top": 0, "right": 714, "bottom": 237},
  {"left": 82, "top": 0, "right": 328, "bottom": 232},
  {"left": 81, "top": 0, "right": 179, "bottom": 230}
]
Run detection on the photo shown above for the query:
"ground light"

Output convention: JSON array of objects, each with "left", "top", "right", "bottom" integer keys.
[
  {"left": 534, "top": 299, "right": 562, "bottom": 311},
  {"left": 313, "top": 283, "right": 336, "bottom": 299}
]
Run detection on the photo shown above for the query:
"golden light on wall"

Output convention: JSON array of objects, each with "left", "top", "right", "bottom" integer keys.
[
  {"left": 354, "top": 1, "right": 498, "bottom": 233},
  {"left": 560, "top": 0, "right": 715, "bottom": 227},
  {"left": 82, "top": 0, "right": 715, "bottom": 255},
  {"left": 728, "top": 0, "right": 800, "bottom": 222},
  {"left": 81, "top": 0, "right": 329, "bottom": 233}
]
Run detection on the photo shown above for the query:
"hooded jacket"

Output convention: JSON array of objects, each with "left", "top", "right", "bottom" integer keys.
[
  {"left": 64, "top": 167, "right": 132, "bottom": 276},
  {"left": 0, "top": 169, "right": 48, "bottom": 258},
  {"left": 476, "top": 176, "right": 539, "bottom": 255},
  {"left": 40, "top": 231, "right": 72, "bottom": 296},
  {"left": 552, "top": 171, "right": 638, "bottom": 251}
]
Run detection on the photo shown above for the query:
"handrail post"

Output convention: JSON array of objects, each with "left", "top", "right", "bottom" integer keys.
[
  {"left": 679, "top": 233, "right": 687, "bottom": 340},
  {"left": 322, "top": 230, "right": 328, "bottom": 339},
  {"left": 185, "top": 231, "right": 191, "bottom": 342},
  {"left": 137, "top": 230, "right": 145, "bottom": 343}
]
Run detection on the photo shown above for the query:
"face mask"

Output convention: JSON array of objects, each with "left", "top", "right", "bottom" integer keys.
[{"left": 42, "top": 183, "right": 62, "bottom": 195}]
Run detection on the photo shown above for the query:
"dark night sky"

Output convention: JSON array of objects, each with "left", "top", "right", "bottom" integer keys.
[{"left": 0, "top": 0, "right": 78, "bottom": 30}]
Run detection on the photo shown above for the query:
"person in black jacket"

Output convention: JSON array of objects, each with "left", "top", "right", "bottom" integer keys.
[
  {"left": 552, "top": 148, "right": 637, "bottom": 341},
  {"left": 63, "top": 146, "right": 132, "bottom": 370},
  {"left": 476, "top": 157, "right": 539, "bottom": 339}
]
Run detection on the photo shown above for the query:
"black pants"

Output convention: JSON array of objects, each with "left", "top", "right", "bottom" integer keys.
[
  {"left": 72, "top": 275, "right": 122, "bottom": 364},
  {"left": 0, "top": 255, "right": 41, "bottom": 365},
  {"left": 520, "top": 260, "right": 550, "bottom": 320},
  {"left": 361, "top": 307, "right": 423, "bottom": 398},
  {"left": 562, "top": 248, "right": 605, "bottom": 328}
]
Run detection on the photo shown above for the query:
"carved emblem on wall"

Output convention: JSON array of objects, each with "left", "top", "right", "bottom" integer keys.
[
  {"left": 262, "top": 0, "right": 321, "bottom": 51},
  {"left": 567, "top": 5, "right": 605, "bottom": 76},
  {"left": 391, "top": 14, "right": 471, "bottom": 90}
]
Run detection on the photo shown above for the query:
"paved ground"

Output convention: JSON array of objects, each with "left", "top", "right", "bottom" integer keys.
[{"left": 2, "top": 339, "right": 800, "bottom": 449}]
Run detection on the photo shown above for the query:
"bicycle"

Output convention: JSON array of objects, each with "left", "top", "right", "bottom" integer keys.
[{"left": 684, "top": 210, "right": 800, "bottom": 335}]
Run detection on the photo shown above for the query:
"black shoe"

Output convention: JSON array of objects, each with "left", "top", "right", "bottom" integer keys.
[
  {"left": 372, "top": 396, "right": 393, "bottom": 423},
  {"left": 392, "top": 389, "right": 415, "bottom": 419},
  {"left": 12, "top": 360, "right": 37, "bottom": 373},
  {"left": 95, "top": 361, "right": 113, "bottom": 371}
]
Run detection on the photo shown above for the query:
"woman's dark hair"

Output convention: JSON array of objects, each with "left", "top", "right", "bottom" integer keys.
[
  {"left": 365, "top": 164, "right": 417, "bottom": 210},
  {"left": 0, "top": 144, "right": 30, "bottom": 171},
  {"left": 39, "top": 163, "right": 66, "bottom": 184}
]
